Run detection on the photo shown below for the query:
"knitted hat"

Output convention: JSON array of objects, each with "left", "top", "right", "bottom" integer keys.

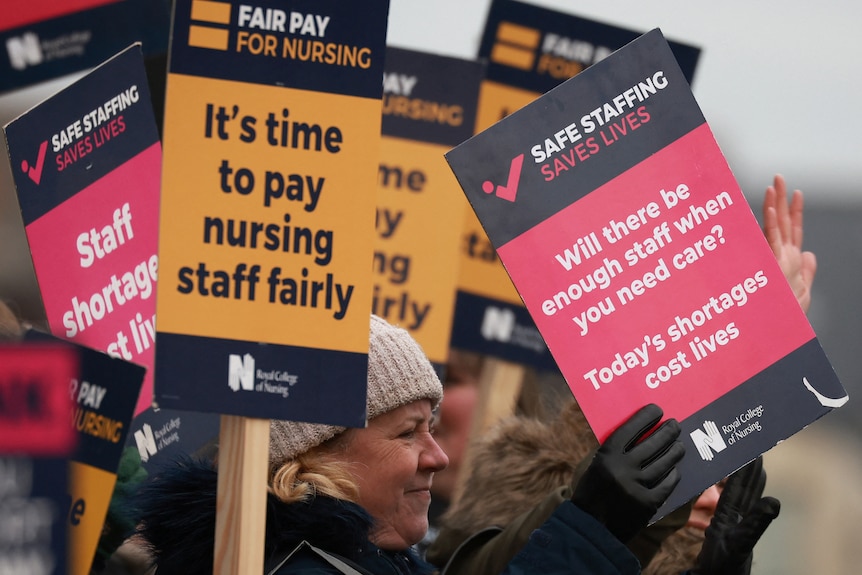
[{"left": 269, "top": 315, "right": 442, "bottom": 467}]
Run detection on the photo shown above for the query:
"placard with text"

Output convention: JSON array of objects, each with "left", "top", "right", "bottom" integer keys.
[
  {"left": 4, "top": 44, "right": 161, "bottom": 417},
  {"left": 24, "top": 329, "right": 144, "bottom": 575},
  {"left": 156, "top": 0, "right": 389, "bottom": 423},
  {"left": 452, "top": 0, "right": 700, "bottom": 370},
  {"left": 375, "top": 47, "right": 483, "bottom": 374},
  {"left": 445, "top": 29, "right": 846, "bottom": 519},
  {"left": 127, "top": 407, "right": 220, "bottom": 475}
]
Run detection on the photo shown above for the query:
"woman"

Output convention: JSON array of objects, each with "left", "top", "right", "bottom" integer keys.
[{"left": 136, "top": 315, "right": 684, "bottom": 575}]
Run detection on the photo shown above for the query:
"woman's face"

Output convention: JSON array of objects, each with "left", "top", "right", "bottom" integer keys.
[{"left": 342, "top": 399, "right": 449, "bottom": 550}]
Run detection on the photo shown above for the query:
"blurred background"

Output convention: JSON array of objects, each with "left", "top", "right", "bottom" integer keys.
[
  {"left": 388, "top": 2, "right": 862, "bottom": 573},
  {"left": 2, "top": 1, "right": 859, "bottom": 572}
]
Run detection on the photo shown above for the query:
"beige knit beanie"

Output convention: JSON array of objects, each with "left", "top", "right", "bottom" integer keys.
[{"left": 269, "top": 315, "right": 442, "bottom": 468}]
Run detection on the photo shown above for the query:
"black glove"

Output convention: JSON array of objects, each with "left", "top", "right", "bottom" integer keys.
[
  {"left": 693, "top": 456, "right": 780, "bottom": 575},
  {"left": 571, "top": 403, "right": 685, "bottom": 543}
]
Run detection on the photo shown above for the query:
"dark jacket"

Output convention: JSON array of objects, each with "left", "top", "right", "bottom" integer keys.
[
  {"left": 135, "top": 458, "right": 640, "bottom": 575},
  {"left": 135, "top": 459, "right": 432, "bottom": 575}
]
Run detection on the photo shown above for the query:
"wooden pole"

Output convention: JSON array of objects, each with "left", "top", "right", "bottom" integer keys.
[
  {"left": 214, "top": 415, "right": 270, "bottom": 575},
  {"left": 451, "top": 356, "right": 524, "bottom": 505}
]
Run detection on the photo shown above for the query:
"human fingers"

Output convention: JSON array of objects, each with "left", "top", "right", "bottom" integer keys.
[
  {"left": 763, "top": 205, "right": 783, "bottom": 260},
  {"left": 790, "top": 188, "right": 805, "bottom": 249},
  {"left": 605, "top": 403, "right": 664, "bottom": 453},
  {"left": 772, "top": 174, "right": 791, "bottom": 243}
]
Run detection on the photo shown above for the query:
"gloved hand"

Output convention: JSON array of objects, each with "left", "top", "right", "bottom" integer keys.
[
  {"left": 571, "top": 403, "right": 685, "bottom": 543},
  {"left": 692, "top": 456, "right": 780, "bottom": 575}
]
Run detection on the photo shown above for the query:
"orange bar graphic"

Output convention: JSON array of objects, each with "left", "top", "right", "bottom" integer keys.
[
  {"left": 496, "top": 21, "right": 541, "bottom": 49},
  {"left": 188, "top": 25, "right": 229, "bottom": 50},
  {"left": 490, "top": 44, "right": 534, "bottom": 71},
  {"left": 191, "top": 0, "right": 231, "bottom": 24}
]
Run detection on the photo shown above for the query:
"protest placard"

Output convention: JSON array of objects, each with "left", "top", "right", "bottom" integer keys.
[
  {"left": 445, "top": 28, "right": 846, "bottom": 519},
  {"left": 0, "top": 456, "right": 70, "bottom": 574},
  {"left": 155, "top": 0, "right": 389, "bottom": 426},
  {"left": 0, "top": 341, "right": 76, "bottom": 575},
  {"left": 25, "top": 329, "right": 144, "bottom": 575},
  {"left": 452, "top": 0, "right": 700, "bottom": 371},
  {"left": 376, "top": 47, "right": 483, "bottom": 374},
  {"left": 127, "top": 407, "right": 220, "bottom": 473},
  {"left": 4, "top": 45, "right": 161, "bottom": 417}
]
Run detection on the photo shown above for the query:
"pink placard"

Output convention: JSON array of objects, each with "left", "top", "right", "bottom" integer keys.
[
  {"left": 498, "top": 125, "right": 814, "bottom": 440},
  {"left": 26, "top": 143, "right": 160, "bottom": 415}
]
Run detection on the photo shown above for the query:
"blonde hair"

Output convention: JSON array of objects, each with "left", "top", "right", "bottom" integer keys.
[{"left": 268, "top": 433, "right": 360, "bottom": 504}]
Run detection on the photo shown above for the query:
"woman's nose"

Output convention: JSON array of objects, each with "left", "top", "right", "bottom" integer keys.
[{"left": 421, "top": 435, "right": 449, "bottom": 472}]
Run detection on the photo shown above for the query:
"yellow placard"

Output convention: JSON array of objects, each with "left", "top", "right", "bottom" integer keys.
[
  {"left": 68, "top": 462, "right": 117, "bottom": 575},
  {"left": 456, "top": 80, "right": 541, "bottom": 306},
  {"left": 474, "top": 80, "right": 542, "bottom": 135},
  {"left": 374, "top": 137, "right": 464, "bottom": 364},
  {"left": 157, "top": 76, "right": 381, "bottom": 353},
  {"left": 457, "top": 206, "right": 521, "bottom": 305}
]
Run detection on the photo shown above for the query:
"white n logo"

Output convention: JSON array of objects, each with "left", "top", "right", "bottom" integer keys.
[
  {"left": 481, "top": 307, "right": 515, "bottom": 342},
  {"left": 6, "top": 33, "right": 43, "bottom": 70},
  {"left": 689, "top": 421, "right": 727, "bottom": 461},
  {"left": 228, "top": 353, "right": 255, "bottom": 391},
  {"left": 134, "top": 424, "right": 157, "bottom": 463}
]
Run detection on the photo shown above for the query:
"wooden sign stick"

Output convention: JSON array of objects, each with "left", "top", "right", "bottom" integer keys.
[
  {"left": 451, "top": 356, "right": 524, "bottom": 506},
  {"left": 214, "top": 415, "right": 270, "bottom": 575}
]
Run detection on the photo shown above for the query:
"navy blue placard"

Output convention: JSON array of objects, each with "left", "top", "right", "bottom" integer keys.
[
  {"left": 382, "top": 47, "right": 485, "bottom": 147},
  {"left": 4, "top": 44, "right": 159, "bottom": 226},
  {"left": 126, "top": 407, "right": 221, "bottom": 474},
  {"left": 0, "top": 456, "right": 68, "bottom": 575},
  {"left": 448, "top": 29, "right": 704, "bottom": 249},
  {"left": 478, "top": 0, "right": 700, "bottom": 93},
  {"left": 155, "top": 333, "right": 368, "bottom": 427},
  {"left": 0, "top": 0, "right": 170, "bottom": 94},
  {"left": 168, "top": 0, "right": 390, "bottom": 100}
]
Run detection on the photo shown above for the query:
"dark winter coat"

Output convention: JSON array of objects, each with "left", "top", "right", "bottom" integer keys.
[
  {"left": 134, "top": 458, "right": 433, "bottom": 575},
  {"left": 134, "top": 458, "right": 641, "bottom": 575}
]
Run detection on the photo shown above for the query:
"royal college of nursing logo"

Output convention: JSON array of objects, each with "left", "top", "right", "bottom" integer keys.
[
  {"left": 689, "top": 420, "right": 727, "bottom": 462},
  {"left": 481, "top": 306, "right": 515, "bottom": 342},
  {"left": 227, "top": 352, "right": 298, "bottom": 398},
  {"left": 133, "top": 418, "right": 182, "bottom": 463},
  {"left": 228, "top": 352, "right": 255, "bottom": 391},
  {"left": 6, "top": 28, "right": 93, "bottom": 72},
  {"left": 480, "top": 306, "right": 547, "bottom": 355},
  {"left": 6, "top": 32, "right": 43, "bottom": 70}
]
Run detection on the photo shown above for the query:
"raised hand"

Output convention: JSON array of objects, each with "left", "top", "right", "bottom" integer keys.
[
  {"left": 693, "top": 457, "right": 780, "bottom": 575},
  {"left": 763, "top": 174, "right": 817, "bottom": 313}
]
